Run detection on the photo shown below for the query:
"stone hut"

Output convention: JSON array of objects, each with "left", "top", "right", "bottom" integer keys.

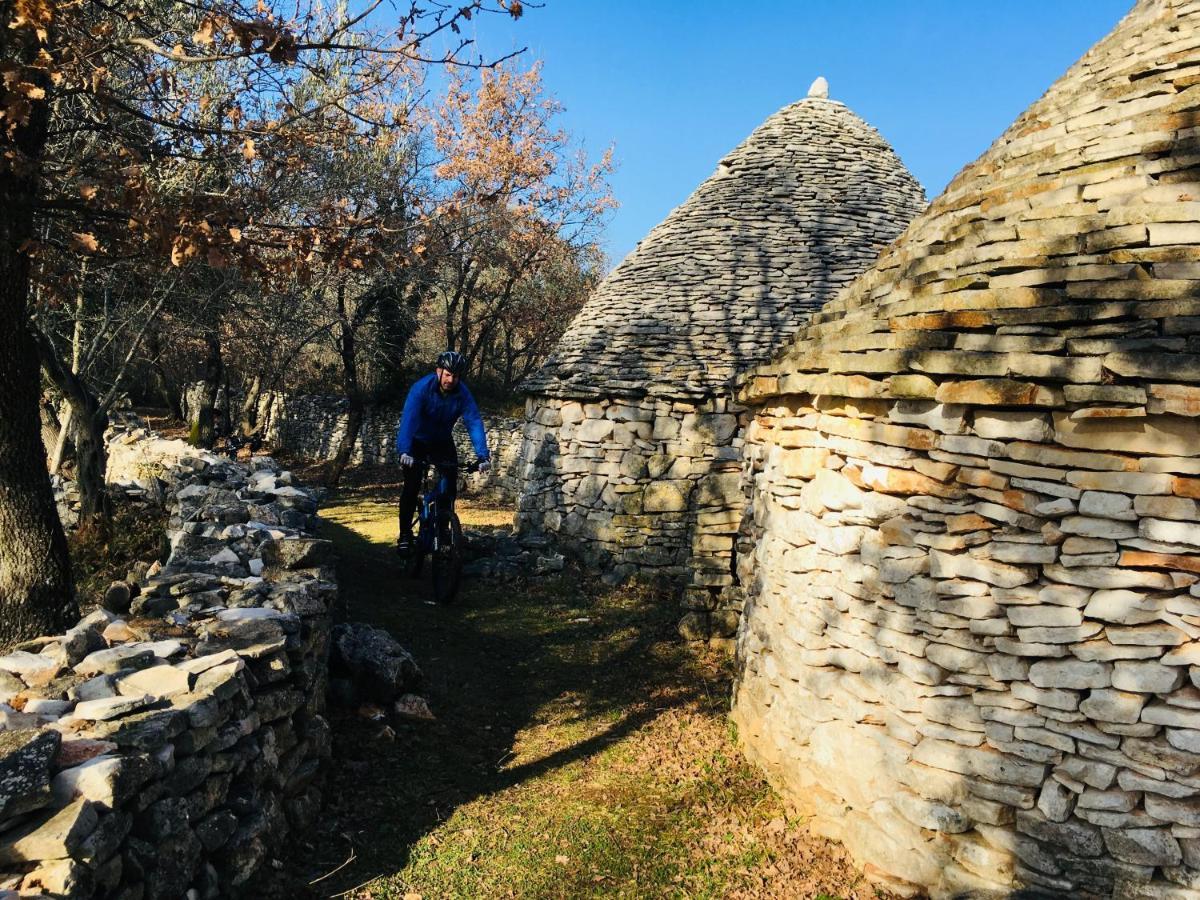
[
  {"left": 732, "top": 0, "right": 1200, "bottom": 895},
  {"left": 517, "top": 82, "right": 926, "bottom": 628}
]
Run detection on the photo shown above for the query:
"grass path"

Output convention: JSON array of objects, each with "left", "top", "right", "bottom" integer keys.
[{"left": 277, "top": 476, "right": 873, "bottom": 899}]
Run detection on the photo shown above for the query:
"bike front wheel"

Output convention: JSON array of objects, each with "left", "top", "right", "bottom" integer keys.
[{"left": 430, "top": 514, "right": 464, "bottom": 604}]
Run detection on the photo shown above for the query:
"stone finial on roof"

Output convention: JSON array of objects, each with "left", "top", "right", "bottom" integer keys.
[{"left": 808, "top": 76, "right": 829, "bottom": 99}]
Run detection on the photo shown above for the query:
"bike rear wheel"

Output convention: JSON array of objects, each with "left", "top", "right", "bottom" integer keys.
[{"left": 430, "top": 514, "right": 464, "bottom": 604}]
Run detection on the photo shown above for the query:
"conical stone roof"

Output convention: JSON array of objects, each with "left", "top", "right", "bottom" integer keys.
[
  {"left": 745, "top": 0, "right": 1200, "bottom": 409},
  {"left": 524, "top": 90, "right": 926, "bottom": 400}
]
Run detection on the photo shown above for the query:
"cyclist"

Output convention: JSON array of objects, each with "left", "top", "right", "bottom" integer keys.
[{"left": 395, "top": 350, "right": 491, "bottom": 553}]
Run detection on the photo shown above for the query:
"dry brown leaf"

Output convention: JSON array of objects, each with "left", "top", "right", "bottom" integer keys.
[{"left": 70, "top": 231, "right": 98, "bottom": 253}]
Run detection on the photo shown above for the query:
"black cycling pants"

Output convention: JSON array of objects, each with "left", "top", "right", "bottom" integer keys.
[{"left": 398, "top": 439, "right": 458, "bottom": 537}]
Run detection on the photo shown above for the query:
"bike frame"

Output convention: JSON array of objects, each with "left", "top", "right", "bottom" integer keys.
[{"left": 415, "top": 461, "right": 459, "bottom": 553}]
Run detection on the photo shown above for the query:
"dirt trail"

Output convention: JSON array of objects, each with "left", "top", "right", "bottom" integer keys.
[{"left": 272, "top": 475, "right": 873, "bottom": 899}]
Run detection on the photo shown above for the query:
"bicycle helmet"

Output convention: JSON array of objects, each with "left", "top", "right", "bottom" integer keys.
[{"left": 436, "top": 350, "right": 467, "bottom": 375}]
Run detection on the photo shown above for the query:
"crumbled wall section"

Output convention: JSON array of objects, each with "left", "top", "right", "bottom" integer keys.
[
  {"left": 0, "top": 435, "right": 334, "bottom": 899},
  {"left": 517, "top": 90, "right": 925, "bottom": 615},
  {"left": 732, "top": 1, "right": 1200, "bottom": 896}
]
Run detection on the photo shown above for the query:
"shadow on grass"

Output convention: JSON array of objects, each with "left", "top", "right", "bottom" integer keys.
[{"left": 273, "top": 484, "right": 726, "bottom": 898}]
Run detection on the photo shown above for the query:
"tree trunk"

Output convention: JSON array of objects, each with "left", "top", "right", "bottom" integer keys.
[
  {"left": 240, "top": 374, "right": 262, "bottom": 437},
  {"left": 72, "top": 406, "right": 111, "bottom": 531},
  {"left": 35, "top": 329, "right": 113, "bottom": 531},
  {"left": 49, "top": 403, "right": 74, "bottom": 475},
  {"left": 40, "top": 400, "right": 62, "bottom": 454},
  {"left": 191, "top": 331, "right": 223, "bottom": 448},
  {"left": 327, "top": 284, "right": 363, "bottom": 488},
  {"left": 145, "top": 328, "right": 180, "bottom": 418},
  {"left": 0, "top": 10, "right": 79, "bottom": 646}
]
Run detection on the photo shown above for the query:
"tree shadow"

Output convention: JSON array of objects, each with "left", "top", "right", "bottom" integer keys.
[{"left": 265, "top": 479, "right": 727, "bottom": 898}]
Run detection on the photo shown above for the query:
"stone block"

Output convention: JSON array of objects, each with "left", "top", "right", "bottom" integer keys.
[
  {"left": 889, "top": 401, "right": 968, "bottom": 434},
  {"left": 1029, "top": 659, "right": 1111, "bottom": 689},
  {"left": 1053, "top": 412, "right": 1200, "bottom": 457},
  {"left": 973, "top": 410, "right": 1054, "bottom": 442},
  {"left": 0, "top": 798, "right": 99, "bottom": 864},
  {"left": 642, "top": 481, "right": 689, "bottom": 513},
  {"left": 0, "top": 729, "right": 59, "bottom": 821},
  {"left": 1080, "top": 689, "right": 1147, "bottom": 724}
]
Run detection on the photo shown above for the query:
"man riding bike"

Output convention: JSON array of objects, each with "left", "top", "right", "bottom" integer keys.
[{"left": 395, "top": 350, "right": 491, "bottom": 553}]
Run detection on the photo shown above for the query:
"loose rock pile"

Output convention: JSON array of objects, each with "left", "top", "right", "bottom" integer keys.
[
  {"left": 517, "top": 87, "right": 926, "bottom": 629},
  {"left": 0, "top": 444, "right": 335, "bottom": 898},
  {"left": 461, "top": 531, "right": 565, "bottom": 580},
  {"left": 732, "top": 1, "right": 1200, "bottom": 896}
]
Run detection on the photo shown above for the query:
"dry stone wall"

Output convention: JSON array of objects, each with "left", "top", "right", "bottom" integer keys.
[
  {"left": 518, "top": 87, "right": 925, "bottom": 620},
  {"left": 515, "top": 395, "right": 747, "bottom": 618},
  {"left": 732, "top": 1, "right": 1200, "bottom": 896},
  {"left": 180, "top": 387, "right": 523, "bottom": 498},
  {"left": 0, "top": 438, "right": 334, "bottom": 898},
  {"left": 257, "top": 393, "right": 524, "bottom": 498}
]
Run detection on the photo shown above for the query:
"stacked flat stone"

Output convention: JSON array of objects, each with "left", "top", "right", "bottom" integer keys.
[
  {"left": 0, "top": 437, "right": 334, "bottom": 898},
  {"left": 517, "top": 90, "right": 925, "bottom": 623},
  {"left": 733, "top": 1, "right": 1200, "bottom": 896}
]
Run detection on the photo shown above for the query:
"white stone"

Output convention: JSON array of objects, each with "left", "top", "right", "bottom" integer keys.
[
  {"left": 987, "top": 542, "right": 1058, "bottom": 565},
  {"left": 1108, "top": 624, "right": 1187, "bottom": 646},
  {"left": 1084, "top": 590, "right": 1163, "bottom": 625},
  {"left": 1034, "top": 498, "right": 1075, "bottom": 517},
  {"left": 1039, "top": 584, "right": 1093, "bottom": 607},
  {"left": 576, "top": 419, "right": 615, "bottom": 443},
  {"left": 51, "top": 756, "right": 123, "bottom": 806},
  {"left": 71, "top": 693, "right": 155, "bottom": 721},
  {"left": 1080, "top": 688, "right": 1147, "bottom": 724},
  {"left": 1062, "top": 537, "right": 1117, "bottom": 555},
  {"left": 1037, "top": 779, "right": 1075, "bottom": 821},
  {"left": 1059, "top": 516, "right": 1138, "bottom": 539},
  {"left": 1113, "top": 661, "right": 1187, "bottom": 693},
  {"left": 930, "top": 550, "right": 1035, "bottom": 588},
  {"left": 889, "top": 400, "right": 967, "bottom": 434},
  {"left": 207, "top": 547, "right": 240, "bottom": 565},
  {"left": 0, "top": 651, "right": 60, "bottom": 680},
  {"left": 115, "top": 665, "right": 191, "bottom": 698},
  {"left": 1044, "top": 565, "right": 1174, "bottom": 590},
  {"left": 1029, "top": 659, "right": 1111, "bottom": 690},
  {"left": 1008, "top": 606, "right": 1083, "bottom": 628},
  {"left": 1066, "top": 470, "right": 1175, "bottom": 495},
  {"left": 1135, "top": 495, "right": 1200, "bottom": 521},
  {"left": 1077, "top": 491, "right": 1136, "bottom": 521},
  {"left": 973, "top": 411, "right": 1053, "bottom": 443},
  {"left": 1017, "top": 623, "right": 1103, "bottom": 644},
  {"left": 1142, "top": 518, "right": 1200, "bottom": 548},
  {"left": 1143, "top": 704, "right": 1200, "bottom": 730}
]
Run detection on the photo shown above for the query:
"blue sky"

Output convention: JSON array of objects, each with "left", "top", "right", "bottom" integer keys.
[{"left": 427, "top": 1, "right": 1134, "bottom": 267}]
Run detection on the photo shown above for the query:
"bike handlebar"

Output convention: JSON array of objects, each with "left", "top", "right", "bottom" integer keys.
[{"left": 420, "top": 458, "right": 485, "bottom": 474}]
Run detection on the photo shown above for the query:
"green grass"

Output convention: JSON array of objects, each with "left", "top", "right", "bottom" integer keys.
[{"left": 271, "top": 477, "right": 874, "bottom": 900}]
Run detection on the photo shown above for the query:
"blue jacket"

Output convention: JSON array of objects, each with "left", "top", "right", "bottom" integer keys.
[{"left": 395, "top": 372, "right": 489, "bottom": 460}]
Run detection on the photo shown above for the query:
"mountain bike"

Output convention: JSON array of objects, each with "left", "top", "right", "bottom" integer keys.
[{"left": 406, "top": 458, "right": 483, "bottom": 603}]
